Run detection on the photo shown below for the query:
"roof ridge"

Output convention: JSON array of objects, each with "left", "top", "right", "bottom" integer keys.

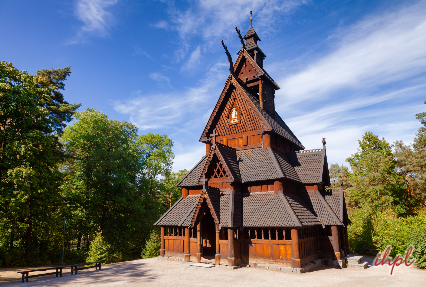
[
  {"left": 278, "top": 191, "right": 302, "bottom": 227},
  {"left": 314, "top": 190, "right": 343, "bottom": 226},
  {"left": 266, "top": 146, "right": 285, "bottom": 178},
  {"left": 295, "top": 149, "right": 324, "bottom": 154},
  {"left": 177, "top": 155, "right": 207, "bottom": 186}
]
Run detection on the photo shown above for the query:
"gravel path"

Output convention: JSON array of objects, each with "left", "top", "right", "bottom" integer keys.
[{"left": 2, "top": 258, "right": 425, "bottom": 287}]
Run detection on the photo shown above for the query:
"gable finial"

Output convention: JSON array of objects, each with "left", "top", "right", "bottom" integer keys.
[
  {"left": 250, "top": 11, "right": 253, "bottom": 27},
  {"left": 322, "top": 138, "right": 326, "bottom": 149},
  {"left": 235, "top": 27, "right": 245, "bottom": 49},
  {"left": 221, "top": 40, "right": 234, "bottom": 75}
]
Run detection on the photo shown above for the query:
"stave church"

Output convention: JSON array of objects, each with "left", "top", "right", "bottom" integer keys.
[{"left": 155, "top": 13, "right": 349, "bottom": 272}]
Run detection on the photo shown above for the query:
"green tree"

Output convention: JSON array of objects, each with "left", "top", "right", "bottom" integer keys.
[
  {"left": 159, "top": 169, "right": 188, "bottom": 209},
  {"left": 346, "top": 132, "right": 406, "bottom": 214},
  {"left": 0, "top": 62, "right": 79, "bottom": 263},
  {"left": 329, "top": 163, "right": 351, "bottom": 190},
  {"left": 137, "top": 133, "right": 174, "bottom": 195},
  {"left": 61, "top": 109, "right": 145, "bottom": 258}
]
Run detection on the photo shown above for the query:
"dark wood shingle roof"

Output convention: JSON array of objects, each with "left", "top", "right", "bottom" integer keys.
[{"left": 154, "top": 195, "right": 201, "bottom": 227}]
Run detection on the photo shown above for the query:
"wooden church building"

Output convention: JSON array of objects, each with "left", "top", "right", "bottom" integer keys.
[{"left": 155, "top": 15, "right": 349, "bottom": 272}]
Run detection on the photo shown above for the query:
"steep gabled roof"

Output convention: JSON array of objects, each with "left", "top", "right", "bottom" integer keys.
[
  {"left": 300, "top": 190, "right": 343, "bottom": 227},
  {"left": 285, "top": 192, "right": 321, "bottom": 226},
  {"left": 199, "top": 75, "right": 303, "bottom": 149},
  {"left": 234, "top": 49, "right": 279, "bottom": 89},
  {"left": 243, "top": 26, "right": 260, "bottom": 41},
  {"left": 177, "top": 156, "right": 206, "bottom": 187},
  {"left": 287, "top": 149, "right": 326, "bottom": 184},
  {"left": 178, "top": 147, "right": 329, "bottom": 187},
  {"left": 154, "top": 195, "right": 201, "bottom": 227},
  {"left": 197, "top": 143, "right": 241, "bottom": 184}
]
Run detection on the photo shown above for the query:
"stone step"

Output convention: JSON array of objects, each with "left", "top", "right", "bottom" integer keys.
[
  {"left": 345, "top": 255, "right": 363, "bottom": 264},
  {"left": 347, "top": 261, "right": 368, "bottom": 269},
  {"left": 188, "top": 263, "right": 215, "bottom": 268}
]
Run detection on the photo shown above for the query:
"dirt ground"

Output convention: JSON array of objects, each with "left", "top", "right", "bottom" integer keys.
[{"left": 1, "top": 257, "right": 425, "bottom": 287}]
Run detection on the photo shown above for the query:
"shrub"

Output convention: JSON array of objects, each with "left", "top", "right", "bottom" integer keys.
[
  {"left": 141, "top": 229, "right": 160, "bottom": 259},
  {"left": 347, "top": 206, "right": 376, "bottom": 255},
  {"left": 86, "top": 232, "right": 122, "bottom": 264},
  {"left": 348, "top": 206, "right": 426, "bottom": 261}
]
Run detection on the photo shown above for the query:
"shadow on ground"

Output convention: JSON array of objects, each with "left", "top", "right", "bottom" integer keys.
[{"left": 3, "top": 261, "right": 156, "bottom": 286}]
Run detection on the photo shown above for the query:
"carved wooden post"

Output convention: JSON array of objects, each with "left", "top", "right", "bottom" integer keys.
[
  {"left": 223, "top": 137, "right": 228, "bottom": 146},
  {"left": 197, "top": 223, "right": 202, "bottom": 263},
  {"left": 240, "top": 228, "right": 245, "bottom": 265},
  {"left": 344, "top": 227, "right": 350, "bottom": 255},
  {"left": 160, "top": 227, "right": 165, "bottom": 257},
  {"left": 215, "top": 226, "right": 220, "bottom": 265},
  {"left": 184, "top": 228, "right": 190, "bottom": 262},
  {"left": 182, "top": 188, "right": 189, "bottom": 198},
  {"left": 291, "top": 228, "right": 300, "bottom": 268},
  {"left": 331, "top": 226, "right": 341, "bottom": 260},
  {"left": 228, "top": 228, "right": 235, "bottom": 266}
]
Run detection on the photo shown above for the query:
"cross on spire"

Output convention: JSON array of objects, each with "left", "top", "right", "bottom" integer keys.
[{"left": 210, "top": 129, "right": 219, "bottom": 147}]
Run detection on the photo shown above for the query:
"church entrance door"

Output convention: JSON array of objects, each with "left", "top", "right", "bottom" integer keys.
[{"left": 201, "top": 211, "right": 216, "bottom": 257}]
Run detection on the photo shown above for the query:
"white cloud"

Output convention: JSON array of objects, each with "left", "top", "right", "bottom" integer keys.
[
  {"left": 156, "top": 0, "right": 308, "bottom": 65},
  {"left": 181, "top": 46, "right": 202, "bottom": 71},
  {"left": 173, "top": 145, "right": 206, "bottom": 172},
  {"left": 276, "top": 1, "right": 426, "bottom": 110},
  {"left": 75, "top": 0, "right": 118, "bottom": 38},
  {"left": 133, "top": 46, "right": 152, "bottom": 58},
  {"left": 152, "top": 20, "right": 169, "bottom": 29},
  {"left": 149, "top": 73, "right": 172, "bottom": 88},
  {"left": 113, "top": 62, "right": 227, "bottom": 130}
]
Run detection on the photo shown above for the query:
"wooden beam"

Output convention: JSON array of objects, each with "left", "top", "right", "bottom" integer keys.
[
  {"left": 197, "top": 223, "right": 202, "bottom": 263},
  {"left": 228, "top": 228, "right": 235, "bottom": 266},
  {"left": 184, "top": 228, "right": 190, "bottom": 262},
  {"left": 160, "top": 227, "right": 165, "bottom": 257},
  {"left": 263, "top": 133, "right": 270, "bottom": 149},
  {"left": 259, "top": 80, "right": 263, "bottom": 109},
  {"left": 215, "top": 226, "right": 220, "bottom": 265},
  {"left": 332, "top": 225, "right": 341, "bottom": 260},
  {"left": 182, "top": 188, "right": 189, "bottom": 198},
  {"left": 274, "top": 180, "right": 283, "bottom": 194},
  {"left": 291, "top": 228, "right": 300, "bottom": 268},
  {"left": 206, "top": 142, "right": 211, "bottom": 154}
]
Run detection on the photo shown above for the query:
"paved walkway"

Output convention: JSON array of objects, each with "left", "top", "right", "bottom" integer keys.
[{"left": 3, "top": 258, "right": 426, "bottom": 287}]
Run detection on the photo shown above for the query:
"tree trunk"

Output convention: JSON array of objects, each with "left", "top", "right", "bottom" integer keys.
[{"left": 77, "top": 232, "right": 82, "bottom": 250}]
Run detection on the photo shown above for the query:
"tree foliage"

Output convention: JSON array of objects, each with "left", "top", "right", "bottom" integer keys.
[
  {"left": 346, "top": 132, "right": 407, "bottom": 214},
  {"left": 0, "top": 62, "right": 80, "bottom": 264}
]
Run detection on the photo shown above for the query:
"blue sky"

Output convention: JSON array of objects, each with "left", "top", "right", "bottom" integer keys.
[{"left": 2, "top": 0, "right": 426, "bottom": 171}]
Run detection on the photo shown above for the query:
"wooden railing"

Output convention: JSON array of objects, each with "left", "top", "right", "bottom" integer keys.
[
  {"left": 164, "top": 235, "right": 184, "bottom": 255},
  {"left": 245, "top": 239, "right": 292, "bottom": 264},
  {"left": 299, "top": 237, "right": 318, "bottom": 266}
]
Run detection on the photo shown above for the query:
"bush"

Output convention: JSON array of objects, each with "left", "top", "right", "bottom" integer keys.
[
  {"left": 410, "top": 209, "right": 426, "bottom": 269},
  {"left": 141, "top": 229, "right": 160, "bottom": 259},
  {"left": 348, "top": 207, "right": 426, "bottom": 260},
  {"left": 86, "top": 232, "right": 122, "bottom": 264},
  {"left": 347, "top": 206, "right": 376, "bottom": 255}
]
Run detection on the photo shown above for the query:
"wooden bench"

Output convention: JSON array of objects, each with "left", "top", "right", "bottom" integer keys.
[
  {"left": 17, "top": 267, "right": 64, "bottom": 283},
  {"left": 68, "top": 261, "right": 102, "bottom": 275}
]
